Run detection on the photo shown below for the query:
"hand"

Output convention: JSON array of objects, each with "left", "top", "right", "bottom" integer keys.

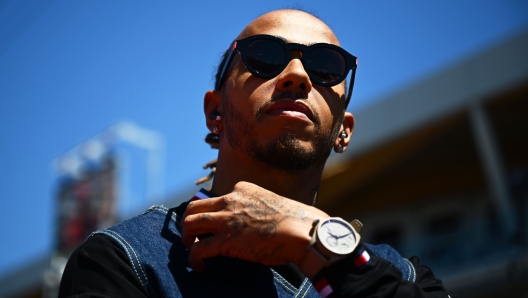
[{"left": 180, "top": 181, "right": 329, "bottom": 272}]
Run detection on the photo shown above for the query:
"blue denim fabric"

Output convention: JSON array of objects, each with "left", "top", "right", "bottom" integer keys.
[
  {"left": 365, "top": 243, "right": 416, "bottom": 282},
  {"left": 94, "top": 205, "right": 414, "bottom": 297}
]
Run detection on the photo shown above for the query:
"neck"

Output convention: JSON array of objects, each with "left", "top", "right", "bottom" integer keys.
[{"left": 210, "top": 150, "right": 324, "bottom": 206}]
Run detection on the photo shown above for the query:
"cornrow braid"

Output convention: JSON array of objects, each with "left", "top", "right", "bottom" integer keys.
[{"left": 196, "top": 133, "right": 220, "bottom": 185}]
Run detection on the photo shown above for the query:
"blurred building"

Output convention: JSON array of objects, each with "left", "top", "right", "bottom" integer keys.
[
  {"left": 1, "top": 29, "right": 527, "bottom": 298},
  {"left": 42, "top": 156, "right": 119, "bottom": 297},
  {"left": 316, "top": 29, "right": 528, "bottom": 297}
]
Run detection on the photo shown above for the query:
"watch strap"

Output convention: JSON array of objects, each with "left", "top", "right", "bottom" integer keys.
[{"left": 311, "top": 243, "right": 372, "bottom": 298}]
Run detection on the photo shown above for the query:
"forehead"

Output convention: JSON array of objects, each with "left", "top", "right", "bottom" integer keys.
[{"left": 239, "top": 10, "right": 340, "bottom": 46}]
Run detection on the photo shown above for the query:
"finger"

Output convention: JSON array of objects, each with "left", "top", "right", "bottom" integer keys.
[
  {"left": 181, "top": 212, "right": 220, "bottom": 248},
  {"left": 188, "top": 234, "right": 229, "bottom": 272},
  {"left": 183, "top": 197, "right": 224, "bottom": 218},
  {"left": 180, "top": 197, "right": 224, "bottom": 238}
]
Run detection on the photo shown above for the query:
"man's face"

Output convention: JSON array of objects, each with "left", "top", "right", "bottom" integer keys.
[{"left": 218, "top": 10, "right": 348, "bottom": 172}]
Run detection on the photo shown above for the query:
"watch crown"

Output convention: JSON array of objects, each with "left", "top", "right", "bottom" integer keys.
[{"left": 350, "top": 219, "right": 363, "bottom": 233}]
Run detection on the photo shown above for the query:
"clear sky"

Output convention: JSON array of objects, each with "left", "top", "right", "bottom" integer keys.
[{"left": 1, "top": 0, "right": 527, "bottom": 278}]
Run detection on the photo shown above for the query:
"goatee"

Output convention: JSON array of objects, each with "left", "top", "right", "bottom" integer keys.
[{"left": 222, "top": 96, "right": 342, "bottom": 173}]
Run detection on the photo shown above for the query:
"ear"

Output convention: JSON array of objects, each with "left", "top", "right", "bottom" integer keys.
[
  {"left": 334, "top": 112, "right": 355, "bottom": 153},
  {"left": 204, "top": 90, "right": 222, "bottom": 133}
]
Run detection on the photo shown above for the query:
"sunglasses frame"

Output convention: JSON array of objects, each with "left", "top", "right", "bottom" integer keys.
[{"left": 215, "top": 34, "right": 358, "bottom": 106}]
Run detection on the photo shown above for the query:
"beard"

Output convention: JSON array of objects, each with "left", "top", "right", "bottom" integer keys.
[{"left": 222, "top": 95, "right": 342, "bottom": 173}]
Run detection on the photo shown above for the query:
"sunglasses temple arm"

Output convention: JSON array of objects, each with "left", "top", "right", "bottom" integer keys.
[
  {"left": 215, "top": 46, "right": 237, "bottom": 91},
  {"left": 345, "top": 68, "right": 356, "bottom": 108}
]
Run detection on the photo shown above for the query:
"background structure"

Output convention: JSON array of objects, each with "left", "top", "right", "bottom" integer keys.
[{"left": 1, "top": 1, "right": 528, "bottom": 297}]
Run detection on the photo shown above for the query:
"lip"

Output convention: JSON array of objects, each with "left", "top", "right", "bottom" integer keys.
[{"left": 263, "top": 100, "right": 315, "bottom": 123}]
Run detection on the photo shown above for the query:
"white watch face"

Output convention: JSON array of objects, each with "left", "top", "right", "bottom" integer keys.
[{"left": 318, "top": 219, "right": 357, "bottom": 255}]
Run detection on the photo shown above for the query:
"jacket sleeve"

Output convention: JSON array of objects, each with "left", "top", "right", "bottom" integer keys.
[
  {"left": 314, "top": 244, "right": 455, "bottom": 298},
  {"left": 58, "top": 234, "right": 149, "bottom": 298}
]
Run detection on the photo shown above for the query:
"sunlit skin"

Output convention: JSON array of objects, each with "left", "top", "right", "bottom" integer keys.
[
  {"left": 182, "top": 10, "right": 355, "bottom": 279},
  {"left": 206, "top": 10, "right": 354, "bottom": 205}
]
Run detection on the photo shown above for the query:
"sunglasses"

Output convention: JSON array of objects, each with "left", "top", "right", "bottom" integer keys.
[{"left": 215, "top": 34, "right": 358, "bottom": 106}]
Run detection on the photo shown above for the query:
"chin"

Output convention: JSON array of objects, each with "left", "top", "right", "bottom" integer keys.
[{"left": 250, "top": 134, "right": 331, "bottom": 173}]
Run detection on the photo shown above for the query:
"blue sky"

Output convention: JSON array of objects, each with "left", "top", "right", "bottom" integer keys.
[{"left": 1, "top": 0, "right": 527, "bottom": 278}]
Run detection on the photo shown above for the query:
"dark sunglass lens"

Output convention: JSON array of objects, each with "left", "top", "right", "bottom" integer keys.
[
  {"left": 245, "top": 39, "right": 285, "bottom": 75},
  {"left": 306, "top": 48, "right": 346, "bottom": 84}
]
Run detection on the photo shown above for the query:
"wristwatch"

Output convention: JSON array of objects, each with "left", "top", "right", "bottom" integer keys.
[{"left": 309, "top": 217, "right": 362, "bottom": 267}]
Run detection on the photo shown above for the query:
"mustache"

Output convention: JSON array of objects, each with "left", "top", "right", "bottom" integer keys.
[
  {"left": 255, "top": 91, "right": 321, "bottom": 128},
  {"left": 270, "top": 90, "right": 308, "bottom": 102}
]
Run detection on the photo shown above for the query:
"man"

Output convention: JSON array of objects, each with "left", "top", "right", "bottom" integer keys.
[{"left": 59, "top": 9, "right": 452, "bottom": 297}]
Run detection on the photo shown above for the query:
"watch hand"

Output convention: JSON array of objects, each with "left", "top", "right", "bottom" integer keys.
[
  {"left": 336, "top": 232, "right": 351, "bottom": 239},
  {"left": 328, "top": 232, "right": 338, "bottom": 238},
  {"left": 324, "top": 227, "right": 339, "bottom": 238}
]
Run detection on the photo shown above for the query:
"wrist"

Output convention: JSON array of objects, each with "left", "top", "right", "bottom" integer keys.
[{"left": 297, "top": 220, "right": 326, "bottom": 279}]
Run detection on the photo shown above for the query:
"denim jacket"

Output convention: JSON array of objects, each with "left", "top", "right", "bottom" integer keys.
[{"left": 94, "top": 200, "right": 415, "bottom": 297}]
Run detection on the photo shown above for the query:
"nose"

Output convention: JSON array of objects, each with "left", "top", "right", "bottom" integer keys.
[{"left": 275, "top": 58, "right": 312, "bottom": 97}]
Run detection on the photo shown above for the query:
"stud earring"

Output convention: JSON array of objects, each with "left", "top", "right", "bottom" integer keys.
[
  {"left": 213, "top": 126, "right": 219, "bottom": 134},
  {"left": 211, "top": 110, "right": 222, "bottom": 121},
  {"left": 339, "top": 131, "right": 348, "bottom": 139}
]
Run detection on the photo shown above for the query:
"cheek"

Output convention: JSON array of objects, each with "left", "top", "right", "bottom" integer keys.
[
  {"left": 225, "top": 64, "right": 254, "bottom": 100},
  {"left": 223, "top": 70, "right": 265, "bottom": 117},
  {"left": 311, "top": 87, "right": 344, "bottom": 133},
  {"left": 235, "top": 75, "right": 275, "bottom": 109},
  {"left": 328, "top": 82, "right": 347, "bottom": 104},
  {"left": 334, "top": 86, "right": 346, "bottom": 102},
  {"left": 313, "top": 85, "right": 345, "bottom": 112}
]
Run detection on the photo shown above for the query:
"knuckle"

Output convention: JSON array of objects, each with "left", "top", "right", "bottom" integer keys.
[
  {"left": 233, "top": 181, "right": 245, "bottom": 188},
  {"left": 187, "top": 200, "right": 197, "bottom": 209},
  {"left": 200, "top": 213, "right": 212, "bottom": 221},
  {"left": 184, "top": 213, "right": 211, "bottom": 224},
  {"left": 234, "top": 181, "right": 252, "bottom": 190},
  {"left": 222, "top": 195, "right": 234, "bottom": 205},
  {"left": 183, "top": 214, "right": 196, "bottom": 226}
]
